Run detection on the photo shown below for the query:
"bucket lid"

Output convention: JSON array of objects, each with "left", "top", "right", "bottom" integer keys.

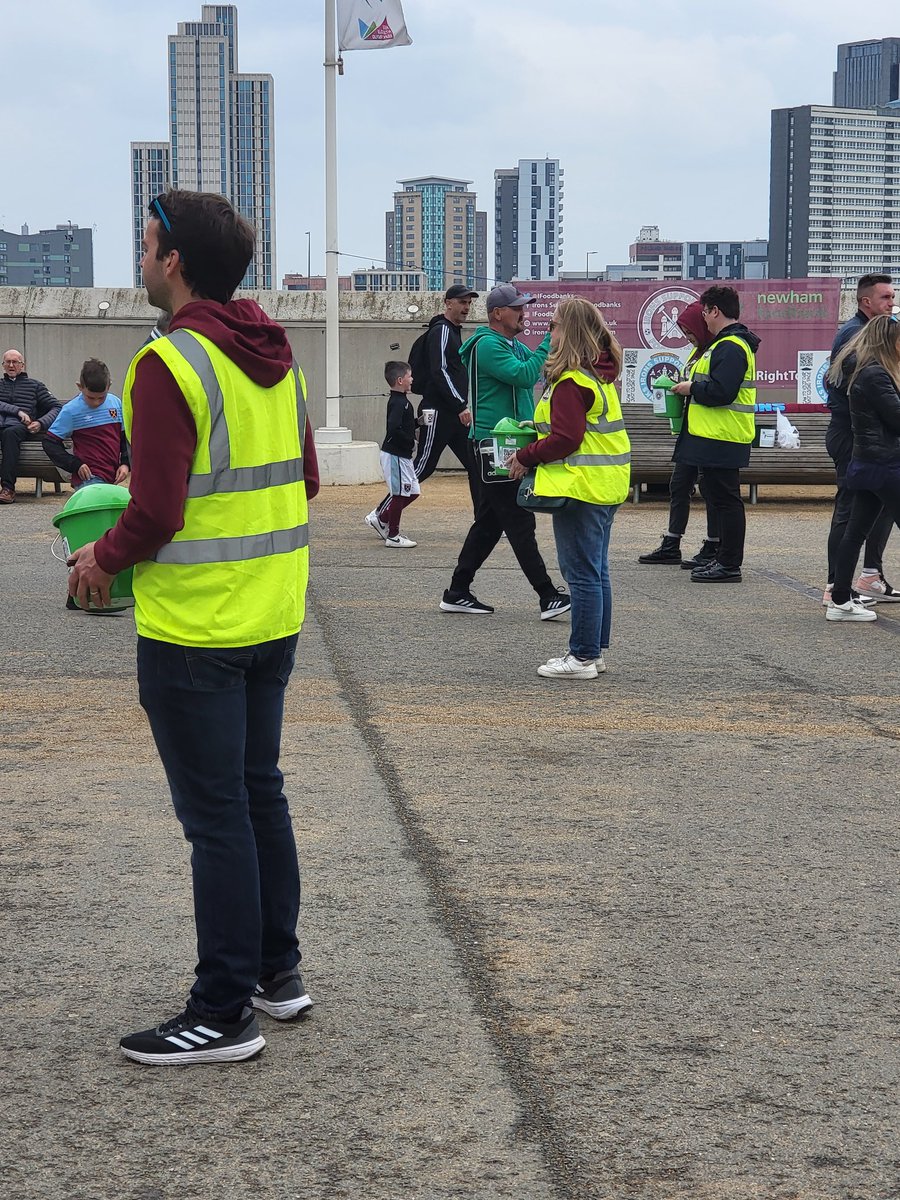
[
  {"left": 491, "top": 417, "right": 534, "bottom": 435},
  {"left": 52, "top": 482, "right": 130, "bottom": 527}
]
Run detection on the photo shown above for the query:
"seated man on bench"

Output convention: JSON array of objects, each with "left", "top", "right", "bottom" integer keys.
[{"left": 0, "top": 349, "right": 61, "bottom": 503}]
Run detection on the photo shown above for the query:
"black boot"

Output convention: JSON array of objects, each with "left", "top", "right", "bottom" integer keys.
[
  {"left": 638, "top": 534, "right": 682, "bottom": 565},
  {"left": 680, "top": 539, "right": 719, "bottom": 570}
]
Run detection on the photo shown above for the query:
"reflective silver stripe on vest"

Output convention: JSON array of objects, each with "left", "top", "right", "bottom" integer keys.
[
  {"left": 166, "top": 330, "right": 307, "bottom": 498},
  {"left": 564, "top": 452, "right": 632, "bottom": 467},
  {"left": 155, "top": 524, "right": 309, "bottom": 565},
  {"left": 585, "top": 418, "right": 627, "bottom": 433},
  {"left": 535, "top": 417, "right": 625, "bottom": 433},
  {"left": 689, "top": 371, "right": 756, "bottom": 412}
]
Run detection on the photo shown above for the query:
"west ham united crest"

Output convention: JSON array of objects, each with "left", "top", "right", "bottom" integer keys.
[{"left": 637, "top": 287, "right": 700, "bottom": 351}]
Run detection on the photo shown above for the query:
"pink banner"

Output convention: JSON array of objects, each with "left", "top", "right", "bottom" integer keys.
[{"left": 518, "top": 279, "right": 841, "bottom": 395}]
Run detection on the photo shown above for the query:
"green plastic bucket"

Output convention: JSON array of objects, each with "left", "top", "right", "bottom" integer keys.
[
  {"left": 52, "top": 483, "right": 134, "bottom": 610},
  {"left": 490, "top": 417, "right": 536, "bottom": 477}
]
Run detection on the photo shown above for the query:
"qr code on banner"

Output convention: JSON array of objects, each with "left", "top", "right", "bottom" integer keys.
[{"left": 621, "top": 349, "right": 639, "bottom": 405}]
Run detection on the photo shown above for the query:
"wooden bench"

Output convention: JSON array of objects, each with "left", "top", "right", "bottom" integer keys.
[
  {"left": 14, "top": 438, "right": 72, "bottom": 499},
  {"left": 624, "top": 406, "right": 833, "bottom": 504}
]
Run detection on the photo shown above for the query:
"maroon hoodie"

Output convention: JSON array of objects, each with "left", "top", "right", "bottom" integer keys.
[
  {"left": 95, "top": 299, "right": 319, "bottom": 575},
  {"left": 516, "top": 351, "right": 619, "bottom": 469}
]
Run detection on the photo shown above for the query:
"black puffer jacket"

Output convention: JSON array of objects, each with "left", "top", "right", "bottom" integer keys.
[
  {"left": 0, "top": 373, "right": 60, "bottom": 430},
  {"left": 849, "top": 363, "right": 900, "bottom": 464}
]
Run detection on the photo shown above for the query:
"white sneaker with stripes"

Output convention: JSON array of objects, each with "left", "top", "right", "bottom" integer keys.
[{"left": 120, "top": 1005, "right": 265, "bottom": 1065}]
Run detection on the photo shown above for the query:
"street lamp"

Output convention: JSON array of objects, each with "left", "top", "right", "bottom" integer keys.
[
  {"left": 305, "top": 231, "right": 311, "bottom": 290},
  {"left": 585, "top": 251, "right": 598, "bottom": 280}
]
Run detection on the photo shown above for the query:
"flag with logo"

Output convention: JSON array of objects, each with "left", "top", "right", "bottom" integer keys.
[{"left": 337, "top": 0, "right": 412, "bottom": 50}]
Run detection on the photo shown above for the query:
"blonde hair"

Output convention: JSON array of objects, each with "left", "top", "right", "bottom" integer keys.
[
  {"left": 828, "top": 314, "right": 900, "bottom": 394},
  {"left": 544, "top": 297, "right": 622, "bottom": 384}
]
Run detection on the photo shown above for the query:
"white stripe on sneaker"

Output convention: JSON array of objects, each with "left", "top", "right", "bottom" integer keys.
[
  {"left": 165, "top": 1035, "right": 198, "bottom": 1049},
  {"left": 193, "top": 1025, "right": 223, "bottom": 1039},
  {"left": 180, "top": 1031, "right": 210, "bottom": 1044}
]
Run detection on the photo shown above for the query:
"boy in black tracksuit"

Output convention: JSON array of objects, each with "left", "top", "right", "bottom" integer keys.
[
  {"left": 367, "top": 361, "right": 420, "bottom": 547},
  {"left": 369, "top": 285, "right": 478, "bottom": 534}
]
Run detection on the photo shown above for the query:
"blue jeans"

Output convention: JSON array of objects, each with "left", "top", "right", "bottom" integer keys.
[
  {"left": 137, "top": 633, "right": 301, "bottom": 1019},
  {"left": 552, "top": 501, "right": 618, "bottom": 660}
]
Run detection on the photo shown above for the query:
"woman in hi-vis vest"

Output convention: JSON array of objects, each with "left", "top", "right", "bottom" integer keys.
[{"left": 507, "top": 297, "right": 631, "bottom": 679}]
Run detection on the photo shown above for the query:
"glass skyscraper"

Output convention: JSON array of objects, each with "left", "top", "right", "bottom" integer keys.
[{"left": 130, "top": 4, "right": 275, "bottom": 289}]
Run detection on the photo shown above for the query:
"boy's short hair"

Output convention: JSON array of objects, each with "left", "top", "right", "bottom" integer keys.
[
  {"left": 79, "top": 358, "right": 111, "bottom": 392},
  {"left": 700, "top": 285, "right": 740, "bottom": 320},
  {"left": 384, "top": 360, "right": 411, "bottom": 388}
]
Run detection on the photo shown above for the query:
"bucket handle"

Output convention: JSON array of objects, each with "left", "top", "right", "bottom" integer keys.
[{"left": 50, "top": 533, "right": 69, "bottom": 566}]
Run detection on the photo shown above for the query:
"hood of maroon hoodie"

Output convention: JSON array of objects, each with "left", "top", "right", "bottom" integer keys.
[
  {"left": 677, "top": 301, "right": 713, "bottom": 353},
  {"left": 592, "top": 351, "right": 618, "bottom": 382},
  {"left": 169, "top": 299, "right": 292, "bottom": 387}
]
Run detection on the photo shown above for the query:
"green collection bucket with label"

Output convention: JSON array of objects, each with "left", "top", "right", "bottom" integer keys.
[
  {"left": 52, "top": 483, "right": 134, "bottom": 610},
  {"left": 489, "top": 417, "right": 537, "bottom": 478},
  {"left": 652, "top": 374, "right": 684, "bottom": 434}
]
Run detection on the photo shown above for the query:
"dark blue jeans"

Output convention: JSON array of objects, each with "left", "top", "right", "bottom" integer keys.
[
  {"left": 552, "top": 500, "right": 618, "bottom": 659},
  {"left": 137, "top": 634, "right": 301, "bottom": 1019}
]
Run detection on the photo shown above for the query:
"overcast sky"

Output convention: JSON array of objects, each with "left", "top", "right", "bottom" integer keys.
[{"left": 4, "top": 1, "right": 899, "bottom": 287}]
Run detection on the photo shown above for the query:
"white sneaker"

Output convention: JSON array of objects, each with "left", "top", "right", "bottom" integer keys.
[
  {"left": 537, "top": 653, "right": 599, "bottom": 679},
  {"left": 364, "top": 510, "right": 389, "bottom": 541},
  {"left": 595, "top": 654, "right": 608, "bottom": 674},
  {"left": 384, "top": 533, "right": 417, "bottom": 548},
  {"left": 825, "top": 598, "right": 877, "bottom": 623}
]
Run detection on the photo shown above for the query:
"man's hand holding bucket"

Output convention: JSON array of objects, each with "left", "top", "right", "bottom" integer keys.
[{"left": 67, "top": 541, "right": 115, "bottom": 609}]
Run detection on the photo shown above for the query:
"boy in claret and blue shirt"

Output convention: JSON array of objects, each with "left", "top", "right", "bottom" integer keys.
[
  {"left": 43, "top": 358, "right": 130, "bottom": 489},
  {"left": 374, "top": 360, "right": 419, "bottom": 547}
]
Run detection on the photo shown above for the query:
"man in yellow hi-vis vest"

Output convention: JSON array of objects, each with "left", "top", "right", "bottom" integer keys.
[
  {"left": 672, "top": 285, "right": 760, "bottom": 583},
  {"left": 68, "top": 190, "right": 319, "bottom": 1065}
]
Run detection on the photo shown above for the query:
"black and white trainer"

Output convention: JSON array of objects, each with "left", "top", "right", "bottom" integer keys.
[
  {"left": 252, "top": 968, "right": 313, "bottom": 1021},
  {"left": 539, "top": 587, "right": 572, "bottom": 620},
  {"left": 439, "top": 589, "right": 495, "bottom": 615},
  {"left": 119, "top": 1005, "right": 265, "bottom": 1065}
]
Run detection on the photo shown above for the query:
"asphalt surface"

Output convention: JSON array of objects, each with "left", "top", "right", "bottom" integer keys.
[{"left": 2, "top": 476, "right": 898, "bottom": 1200}]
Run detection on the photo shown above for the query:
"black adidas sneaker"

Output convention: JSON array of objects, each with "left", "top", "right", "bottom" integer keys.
[
  {"left": 439, "top": 589, "right": 495, "bottom": 615},
  {"left": 120, "top": 1005, "right": 265, "bottom": 1065},
  {"left": 252, "top": 968, "right": 313, "bottom": 1021}
]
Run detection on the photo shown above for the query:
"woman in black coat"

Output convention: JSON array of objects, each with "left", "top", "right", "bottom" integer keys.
[{"left": 827, "top": 314, "right": 900, "bottom": 622}]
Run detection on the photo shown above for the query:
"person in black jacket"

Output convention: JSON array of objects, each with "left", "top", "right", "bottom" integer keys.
[
  {"left": 827, "top": 315, "right": 900, "bottom": 622},
  {"left": 824, "top": 273, "right": 898, "bottom": 604},
  {"left": 365, "top": 284, "right": 477, "bottom": 538},
  {"left": 372, "top": 360, "right": 419, "bottom": 547},
  {"left": 671, "top": 287, "right": 761, "bottom": 582},
  {"left": 0, "top": 349, "right": 61, "bottom": 502}
]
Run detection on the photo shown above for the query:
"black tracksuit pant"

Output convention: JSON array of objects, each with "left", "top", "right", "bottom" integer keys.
[{"left": 448, "top": 473, "right": 553, "bottom": 598}]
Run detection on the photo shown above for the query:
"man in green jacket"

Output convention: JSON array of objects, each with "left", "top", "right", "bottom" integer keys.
[{"left": 439, "top": 284, "right": 570, "bottom": 618}]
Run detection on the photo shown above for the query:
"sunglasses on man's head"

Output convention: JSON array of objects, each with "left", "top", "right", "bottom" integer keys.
[{"left": 150, "top": 196, "right": 172, "bottom": 232}]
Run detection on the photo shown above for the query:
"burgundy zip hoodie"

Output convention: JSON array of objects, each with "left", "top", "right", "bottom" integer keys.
[
  {"left": 95, "top": 299, "right": 319, "bottom": 576},
  {"left": 515, "top": 351, "right": 619, "bottom": 468}
]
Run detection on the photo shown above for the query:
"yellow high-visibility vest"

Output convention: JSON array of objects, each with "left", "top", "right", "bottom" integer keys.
[
  {"left": 687, "top": 333, "right": 756, "bottom": 444},
  {"left": 532, "top": 368, "right": 631, "bottom": 505},
  {"left": 122, "top": 328, "right": 309, "bottom": 648}
]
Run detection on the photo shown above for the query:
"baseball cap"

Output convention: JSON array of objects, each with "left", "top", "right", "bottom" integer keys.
[
  {"left": 445, "top": 283, "right": 478, "bottom": 301},
  {"left": 486, "top": 284, "right": 535, "bottom": 312}
]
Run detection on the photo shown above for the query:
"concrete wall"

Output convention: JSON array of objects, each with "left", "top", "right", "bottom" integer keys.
[
  {"left": 0, "top": 286, "right": 445, "bottom": 446},
  {"left": 0, "top": 285, "right": 863, "bottom": 445}
]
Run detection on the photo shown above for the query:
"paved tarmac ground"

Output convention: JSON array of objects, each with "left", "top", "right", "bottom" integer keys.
[{"left": 1, "top": 476, "right": 898, "bottom": 1200}]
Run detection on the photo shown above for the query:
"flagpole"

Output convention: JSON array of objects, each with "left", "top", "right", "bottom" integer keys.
[{"left": 319, "top": 0, "right": 350, "bottom": 443}]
